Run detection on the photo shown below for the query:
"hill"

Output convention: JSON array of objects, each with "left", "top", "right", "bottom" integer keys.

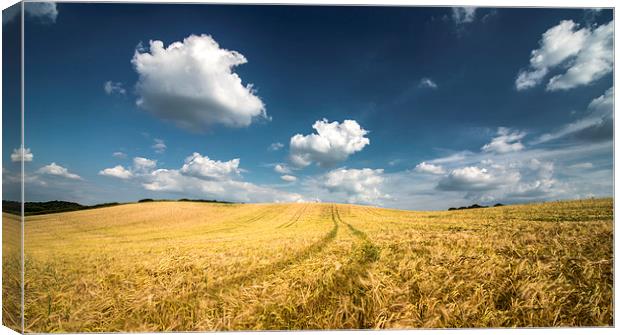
[
  {"left": 4, "top": 198, "right": 613, "bottom": 331},
  {"left": 1, "top": 199, "right": 234, "bottom": 216}
]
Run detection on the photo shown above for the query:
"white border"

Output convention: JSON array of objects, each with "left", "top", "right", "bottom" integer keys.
[{"left": 0, "top": 1, "right": 616, "bottom": 335}]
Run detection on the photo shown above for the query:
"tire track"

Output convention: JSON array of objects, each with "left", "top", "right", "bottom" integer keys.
[
  {"left": 334, "top": 205, "right": 376, "bottom": 245},
  {"left": 200, "top": 205, "right": 286, "bottom": 235},
  {"left": 277, "top": 204, "right": 309, "bottom": 229},
  {"left": 206, "top": 206, "right": 339, "bottom": 293},
  {"left": 361, "top": 206, "right": 384, "bottom": 220},
  {"left": 329, "top": 204, "right": 382, "bottom": 326},
  {"left": 265, "top": 205, "right": 381, "bottom": 329}
]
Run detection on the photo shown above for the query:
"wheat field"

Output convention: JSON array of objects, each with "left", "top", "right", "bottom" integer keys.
[{"left": 1, "top": 198, "right": 614, "bottom": 332}]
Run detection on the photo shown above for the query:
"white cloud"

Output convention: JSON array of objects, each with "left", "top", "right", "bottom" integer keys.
[
  {"left": 11, "top": 147, "right": 33, "bottom": 162},
  {"left": 274, "top": 164, "right": 291, "bottom": 174},
  {"left": 429, "top": 151, "right": 472, "bottom": 164},
  {"left": 569, "top": 162, "right": 593, "bottom": 169},
  {"left": 132, "top": 34, "right": 268, "bottom": 132},
  {"left": 481, "top": 127, "right": 526, "bottom": 154},
  {"left": 112, "top": 151, "right": 127, "bottom": 159},
  {"left": 503, "top": 159, "right": 556, "bottom": 200},
  {"left": 323, "top": 140, "right": 611, "bottom": 210},
  {"left": 322, "top": 168, "right": 389, "bottom": 205},
  {"left": 534, "top": 87, "right": 613, "bottom": 144},
  {"left": 419, "top": 78, "right": 438, "bottom": 89},
  {"left": 289, "top": 119, "right": 370, "bottom": 168},
  {"left": 180, "top": 152, "right": 241, "bottom": 180},
  {"left": 144, "top": 162, "right": 302, "bottom": 203},
  {"left": 141, "top": 169, "right": 182, "bottom": 191},
  {"left": 515, "top": 68, "right": 548, "bottom": 91},
  {"left": 38, "top": 163, "right": 82, "bottom": 180},
  {"left": 527, "top": 158, "right": 554, "bottom": 179},
  {"left": 281, "top": 175, "right": 297, "bottom": 182},
  {"left": 103, "top": 81, "right": 126, "bottom": 95},
  {"left": 98, "top": 152, "right": 304, "bottom": 203},
  {"left": 152, "top": 138, "right": 166, "bottom": 154},
  {"left": 516, "top": 20, "right": 613, "bottom": 91},
  {"left": 414, "top": 162, "right": 445, "bottom": 175},
  {"left": 133, "top": 157, "right": 157, "bottom": 173},
  {"left": 437, "top": 166, "right": 516, "bottom": 191},
  {"left": 24, "top": 2, "right": 58, "bottom": 23},
  {"left": 99, "top": 165, "right": 133, "bottom": 179},
  {"left": 420, "top": 143, "right": 599, "bottom": 205},
  {"left": 452, "top": 7, "right": 477, "bottom": 25},
  {"left": 546, "top": 22, "right": 613, "bottom": 91},
  {"left": 268, "top": 142, "right": 284, "bottom": 151}
]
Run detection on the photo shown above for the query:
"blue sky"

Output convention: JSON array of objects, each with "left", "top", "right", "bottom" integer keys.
[{"left": 2, "top": 2, "right": 614, "bottom": 210}]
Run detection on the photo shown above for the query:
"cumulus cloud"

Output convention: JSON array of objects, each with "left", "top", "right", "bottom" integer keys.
[
  {"left": 132, "top": 34, "right": 268, "bottom": 132},
  {"left": 11, "top": 147, "right": 33, "bottom": 162},
  {"left": 104, "top": 81, "right": 126, "bottom": 95},
  {"left": 315, "top": 139, "right": 610, "bottom": 209},
  {"left": 503, "top": 159, "right": 556, "bottom": 200},
  {"left": 152, "top": 138, "right": 166, "bottom": 153},
  {"left": 534, "top": 87, "right": 613, "bottom": 144},
  {"left": 274, "top": 164, "right": 291, "bottom": 174},
  {"left": 426, "top": 148, "right": 575, "bottom": 204},
  {"left": 452, "top": 7, "right": 477, "bottom": 25},
  {"left": 515, "top": 20, "right": 613, "bottom": 91},
  {"left": 133, "top": 157, "right": 157, "bottom": 173},
  {"left": 98, "top": 152, "right": 304, "bottom": 203},
  {"left": 269, "top": 142, "right": 284, "bottom": 151},
  {"left": 289, "top": 119, "right": 370, "bottom": 168},
  {"left": 180, "top": 152, "right": 241, "bottom": 180},
  {"left": 481, "top": 127, "right": 526, "bottom": 154},
  {"left": 112, "top": 151, "right": 127, "bottom": 159},
  {"left": 437, "top": 166, "right": 516, "bottom": 191},
  {"left": 99, "top": 165, "right": 133, "bottom": 179},
  {"left": 419, "top": 78, "right": 438, "bottom": 89},
  {"left": 438, "top": 166, "right": 496, "bottom": 191},
  {"left": 323, "top": 168, "right": 389, "bottom": 205},
  {"left": 144, "top": 171, "right": 303, "bottom": 203},
  {"left": 414, "top": 162, "right": 445, "bottom": 175},
  {"left": 547, "top": 22, "right": 613, "bottom": 91},
  {"left": 38, "top": 163, "right": 82, "bottom": 180},
  {"left": 141, "top": 169, "right": 182, "bottom": 192},
  {"left": 281, "top": 175, "right": 297, "bottom": 182}
]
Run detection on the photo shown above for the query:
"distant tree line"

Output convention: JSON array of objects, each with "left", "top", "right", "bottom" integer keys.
[
  {"left": 2, "top": 198, "right": 237, "bottom": 216},
  {"left": 448, "top": 203, "right": 504, "bottom": 211},
  {"left": 1, "top": 200, "right": 120, "bottom": 216}
]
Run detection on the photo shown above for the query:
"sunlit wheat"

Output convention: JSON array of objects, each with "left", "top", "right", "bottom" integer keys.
[{"left": 1, "top": 198, "right": 612, "bottom": 331}]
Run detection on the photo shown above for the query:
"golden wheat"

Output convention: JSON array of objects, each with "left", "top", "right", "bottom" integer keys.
[{"left": 1, "top": 198, "right": 613, "bottom": 331}]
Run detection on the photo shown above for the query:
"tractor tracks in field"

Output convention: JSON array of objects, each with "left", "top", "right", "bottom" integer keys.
[
  {"left": 274, "top": 205, "right": 381, "bottom": 329},
  {"left": 211, "top": 204, "right": 378, "bottom": 293},
  {"left": 335, "top": 206, "right": 369, "bottom": 240},
  {"left": 205, "top": 206, "right": 339, "bottom": 294},
  {"left": 199, "top": 206, "right": 286, "bottom": 236},
  {"left": 332, "top": 204, "right": 380, "bottom": 264},
  {"left": 276, "top": 204, "right": 309, "bottom": 229},
  {"left": 201, "top": 204, "right": 382, "bottom": 329}
]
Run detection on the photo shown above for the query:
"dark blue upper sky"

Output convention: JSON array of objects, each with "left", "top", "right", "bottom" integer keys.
[{"left": 3, "top": 2, "right": 614, "bottom": 209}]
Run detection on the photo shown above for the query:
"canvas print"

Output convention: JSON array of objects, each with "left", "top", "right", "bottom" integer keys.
[{"left": 1, "top": 1, "right": 614, "bottom": 332}]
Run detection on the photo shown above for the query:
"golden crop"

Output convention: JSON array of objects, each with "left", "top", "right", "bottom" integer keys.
[{"left": 2, "top": 198, "right": 613, "bottom": 331}]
